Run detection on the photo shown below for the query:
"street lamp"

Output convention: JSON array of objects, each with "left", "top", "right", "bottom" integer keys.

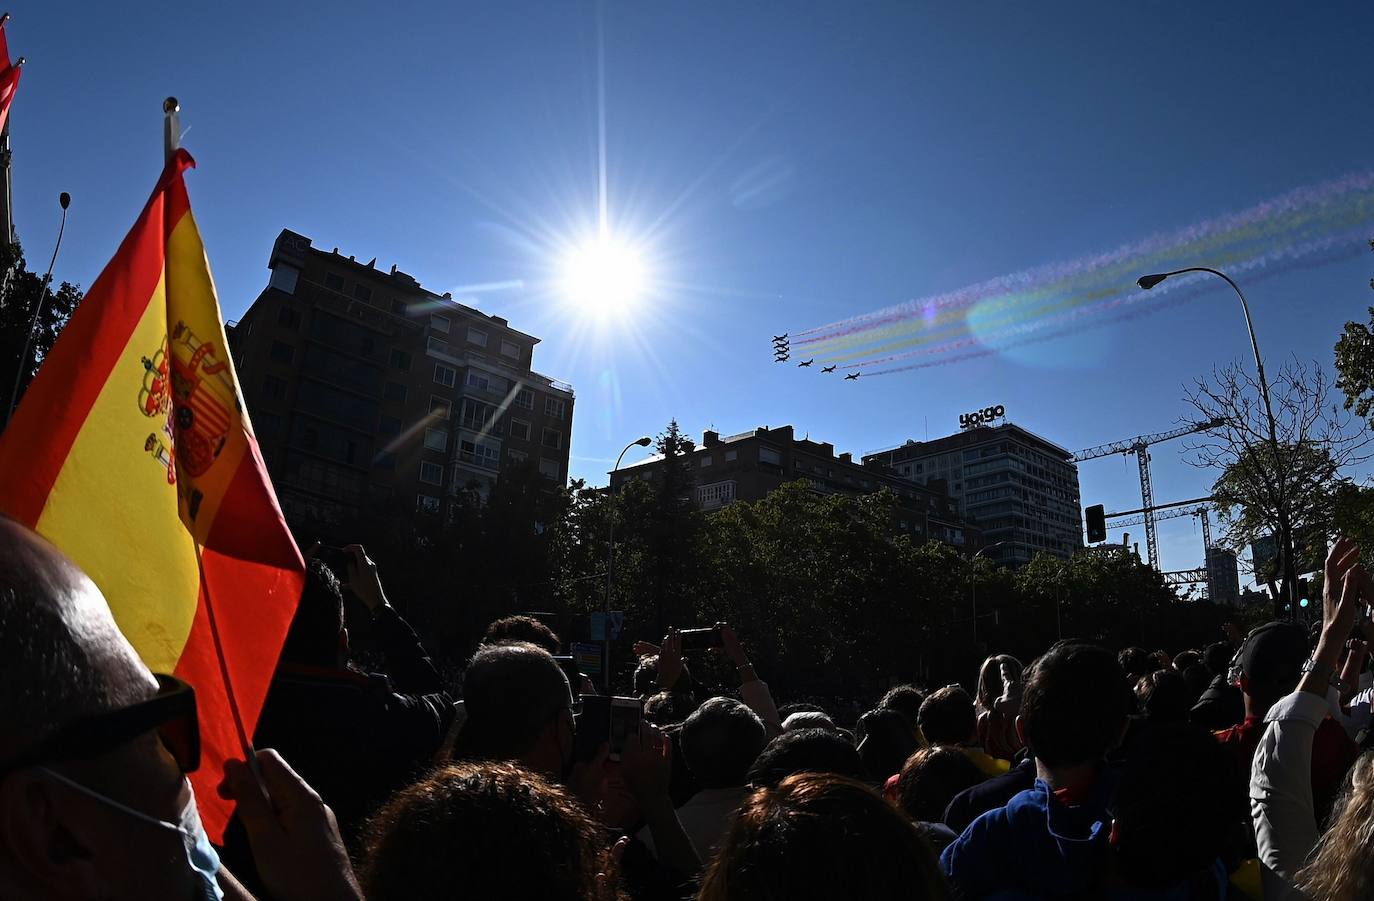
[
  {"left": 1137, "top": 268, "right": 1292, "bottom": 614},
  {"left": 604, "top": 436, "right": 652, "bottom": 688},
  {"left": 970, "top": 541, "right": 1007, "bottom": 648}
]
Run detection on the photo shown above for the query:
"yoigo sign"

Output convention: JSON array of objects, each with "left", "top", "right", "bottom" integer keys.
[{"left": 959, "top": 405, "right": 1006, "bottom": 429}]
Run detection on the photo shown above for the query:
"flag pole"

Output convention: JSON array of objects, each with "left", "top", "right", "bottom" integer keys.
[{"left": 163, "top": 96, "right": 179, "bottom": 164}]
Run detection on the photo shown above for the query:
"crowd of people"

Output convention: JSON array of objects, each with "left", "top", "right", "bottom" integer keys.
[{"left": 4, "top": 514, "right": 1374, "bottom": 899}]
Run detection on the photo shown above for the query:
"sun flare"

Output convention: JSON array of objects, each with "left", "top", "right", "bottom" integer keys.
[{"left": 558, "top": 234, "right": 650, "bottom": 320}]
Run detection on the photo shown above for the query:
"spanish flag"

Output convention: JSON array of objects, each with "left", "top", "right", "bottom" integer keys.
[
  {"left": 0, "top": 150, "right": 303, "bottom": 840},
  {"left": 0, "top": 16, "right": 20, "bottom": 134}
]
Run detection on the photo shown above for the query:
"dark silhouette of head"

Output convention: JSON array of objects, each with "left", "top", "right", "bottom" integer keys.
[
  {"left": 1021, "top": 642, "right": 1129, "bottom": 770},
  {"left": 1118, "top": 647, "right": 1155, "bottom": 686},
  {"left": 1202, "top": 642, "right": 1234, "bottom": 678},
  {"left": 856, "top": 708, "right": 920, "bottom": 784},
  {"left": 279, "top": 559, "right": 347, "bottom": 668},
  {"left": 480, "top": 615, "right": 561, "bottom": 655},
  {"left": 633, "top": 654, "right": 693, "bottom": 698},
  {"left": 643, "top": 690, "right": 695, "bottom": 728},
  {"left": 879, "top": 684, "right": 927, "bottom": 728},
  {"left": 681, "top": 697, "right": 767, "bottom": 790},
  {"left": 895, "top": 745, "right": 986, "bottom": 824},
  {"left": 454, "top": 643, "right": 574, "bottom": 781},
  {"left": 975, "top": 656, "right": 1022, "bottom": 713},
  {"left": 1237, "top": 622, "right": 1308, "bottom": 714},
  {"left": 0, "top": 517, "right": 204, "bottom": 900},
  {"left": 747, "top": 728, "right": 862, "bottom": 789},
  {"left": 918, "top": 686, "right": 977, "bottom": 746},
  {"left": 1171, "top": 650, "right": 1201, "bottom": 673},
  {"left": 699, "top": 772, "right": 950, "bottom": 901},
  {"left": 1134, "top": 669, "right": 1192, "bottom": 724},
  {"left": 361, "top": 761, "right": 622, "bottom": 901},
  {"left": 782, "top": 710, "right": 837, "bottom": 732}
]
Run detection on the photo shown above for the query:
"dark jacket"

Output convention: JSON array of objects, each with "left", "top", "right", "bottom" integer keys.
[
  {"left": 1190, "top": 676, "right": 1244, "bottom": 732},
  {"left": 941, "top": 776, "right": 1113, "bottom": 899},
  {"left": 250, "top": 605, "right": 455, "bottom": 844},
  {"left": 942, "top": 756, "right": 1037, "bottom": 835}
]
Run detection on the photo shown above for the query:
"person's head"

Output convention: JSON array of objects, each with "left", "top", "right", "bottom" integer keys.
[
  {"left": 698, "top": 772, "right": 950, "bottom": 901},
  {"left": 917, "top": 686, "right": 977, "bottom": 747},
  {"left": 633, "top": 654, "right": 693, "bottom": 698},
  {"left": 681, "top": 697, "right": 767, "bottom": 790},
  {"left": 975, "top": 656, "right": 1022, "bottom": 712},
  {"left": 894, "top": 746, "right": 986, "bottom": 825},
  {"left": 856, "top": 708, "right": 920, "bottom": 784},
  {"left": 279, "top": 559, "right": 347, "bottom": 667},
  {"left": 781, "top": 711, "right": 836, "bottom": 733},
  {"left": 1170, "top": 649, "right": 1201, "bottom": 673},
  {"left": 454, "top": 643, "right": 574, "bottom": 782},
  {"left": 747, "top": 728, "right": 862, "bottom": 789},
  {"left": 879, "top": 685, "right": 927, "bottom": 728},
  {"left": 1117, "top": 647, "right": 1154, "bottom": 685},
  {"left": 1134, "top": 669, "right": 1191, "bottom": 724},
  {"left": 1110, "top": 724, "right": 1236, "bottom": 891},
  {"left": 0, "top": 517, "right": 211, "bottom": 901},
  {"left": 1019, "top": 642, "right": 1129, "bottom": 771},
  {"left": 480, "top": 615, "right": 561, "bottom": 655},
  {"left": 1202, "top": 641, "right": 1234, "bottom": 679},
  {"left": 643, "top": 690, "right": 693, "bottom": 728},
  {"left": 1237, "top": 621, "right": 1308, "bottom": 713},
  {"left": 1178, "top": 663, "right": 1211, "bottom": 703},
  {"left": 362, "top": 761, "right": 622, "bottom": 901},
  {"left": 1295, "top": 751, "right": 1374, "bottom": 901},
  {"left": 777, "top": 702, "right": 827, "bottom": 720}
]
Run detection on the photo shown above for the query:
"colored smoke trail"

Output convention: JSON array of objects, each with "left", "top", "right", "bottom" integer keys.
[{"left": 791, "top": 171, "right": 1374, "bottom": 371}]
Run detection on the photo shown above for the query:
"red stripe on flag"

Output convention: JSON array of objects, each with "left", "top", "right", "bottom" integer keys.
[
  {"left": 188, "top": 392, "right": 230, "bottom": 436},
  {"left": 0, "top": 153, "right": 195, "bottom": 525}
]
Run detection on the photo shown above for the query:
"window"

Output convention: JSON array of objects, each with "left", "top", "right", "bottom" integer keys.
[
  {"left": 508, "top": 449, "right": 528, "bottom": 463},
  {"left": 700, "top": 455, "right": 713, "bottom": 468},
  {"left": 384, "top": 381, "right": 407, "bottom": 403},
  {"left": 465, "top": 370, "right": 507, "bottom": 394},
  {"left": 374, "top": 452, "right": 396, "bottom": 471},
  {"left": 459, "top": 439, "right": 500, "bottom": 470},
  {"left": 542, "top": 428, "right": 562, "bottom": 450},
  {"left": 324, "top": 272, "right": 345, "bottom": 292},
  {"left": 433, "top": 364, "right": 456, "bottom": 387},
  {"left": 270, "top": 341, "right": 295, "bottom": 364},
  {"left": 514, "top": 388, "right": 534, "bottom": 411},
  {"left": 255, "top": 411, "right": 281, "bottom": 437},
  {"left": 378, "top": 415, "right": 401, "bottom": 436},
  {"left": 759, "top": 446, "right": 781, "bottom": 466},
  {"left": 501, "top": 340, "right": 520, "bottom": 360},
  {"left": 467, "top": 327, "right": 487, "bottom": 347},
  {"left": 539, "top": 458, "right": 561, "bottom": 481},
  {"left": 725, "top": 450, "right": 738, "bottom": 462},
  {"left": 459, "top": 398, "right": 497, "bottom": 431},
  {"left": 353, "top": 283, "right": 373, "bottom": 302},
  {"left": 389, "top": 349, "right": 412, "bottom": 371},
  {"left": 419, "top": 461, "right": 444, "bottom": 485},
  {"left": 424, "top": 428, "right": 448, "bottom": 452},
  {"left": 425, "top": 314, "right": 448, "bottom": 334},
  {"left": 277, "top": 306, "right": 301, "bottom": 329},
  {"left": 544, "top": 397, "right": 566, "bottom": 420},
  {"left": 269, "top": 264, "right": 299, "bottom": 295},
  {"left": 262, "top": 375, "right": 287, "bottom": 401},
  {"left": 417, "top": 494, "right": 441, "bottom": 515},
  {"left": 429, "top": 396, "right": 451, "bottom": 420},
  {"left": 509, "top": 419, "right": 531, "bottom": 441},
  {"left": 391, "top": 299, "right": 408, "bottom": 316}
]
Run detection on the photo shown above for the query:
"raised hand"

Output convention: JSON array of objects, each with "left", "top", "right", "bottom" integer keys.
[
  {"left": 343, "top": 544, "right": 388, "bottom": 612},
  {"left": 1323, "top": 536, "right": 1361, "bottom": 629},
  {"left": 657, "top": 629, "right": 684, "bottom": 690}
]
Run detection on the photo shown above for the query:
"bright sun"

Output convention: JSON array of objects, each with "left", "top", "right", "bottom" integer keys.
[{"left": 559, "top": 234, "right": 649, "bottom": 319}]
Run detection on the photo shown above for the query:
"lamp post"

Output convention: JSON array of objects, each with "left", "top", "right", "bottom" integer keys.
[
  {"left": 970, "top": 541, "right": 1007, "bottom": 649},
  {"left": 1137, "top": 268, "right": 1293, "bottom": 615},
  {"left": 604, "top": 436, "right": 652, "bottom": 688}
]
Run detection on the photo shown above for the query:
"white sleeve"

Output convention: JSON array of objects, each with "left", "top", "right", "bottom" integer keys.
[
  {"left": 740, "top": 679, "right": 783, "bottom": 738},
  {"left": 1251, "top": 690, "right": 1329, "bottom": 898}
]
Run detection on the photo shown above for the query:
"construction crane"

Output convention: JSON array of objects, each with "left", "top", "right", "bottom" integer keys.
[
  {"left": 1073, "top": 418, "right": 1225, "bottom": 569},
  {"left": 1107, "top": 504, "right": 1213, "bottom": 553}
]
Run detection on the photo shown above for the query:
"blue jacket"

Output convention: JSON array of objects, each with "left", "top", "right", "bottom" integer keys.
[{"left": 941, "top": 777, "right": 1111, "bottom": 899}]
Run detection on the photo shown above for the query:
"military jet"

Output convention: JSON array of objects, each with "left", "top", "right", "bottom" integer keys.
[
  {"left": 773, "top": 334, "right": 788, "bottom": 342},
  {"left": 844, "top": 372, "right": 861, "bottom": 381},
  {"left": 798, "top": 359, "right": 814, "bottom": 367},
  {"left": 821, "top": 365, "right": 836, "bottom": 373}
]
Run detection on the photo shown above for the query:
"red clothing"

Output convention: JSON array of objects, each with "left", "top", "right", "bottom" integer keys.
[{"left": 1215, "top": 713, "right": 1358, "bottom": 813}]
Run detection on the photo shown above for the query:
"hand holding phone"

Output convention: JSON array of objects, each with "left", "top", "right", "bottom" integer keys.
[{"left": 678, "top": 626, "right": 724, "bottom": 653}]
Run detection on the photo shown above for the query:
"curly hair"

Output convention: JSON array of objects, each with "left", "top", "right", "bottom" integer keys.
[
  {"left": 894, "top": 746, "right": 985, "bottom": 824},
  {"left": 1295, "top": 752, "right": 1374, "bottom": 901},
  {"left": 361, "top": 762, "right": 624, "bottom": 901},
  {"left": 698, "top": 772, "right": 949, "bottom": 901}
]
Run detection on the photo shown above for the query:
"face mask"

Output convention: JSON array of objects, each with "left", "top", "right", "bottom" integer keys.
[{"left": 41, "top": 767, "right": 225, "bottom": 901}]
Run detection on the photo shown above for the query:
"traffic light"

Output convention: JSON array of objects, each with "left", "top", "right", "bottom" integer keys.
[{"left": 1085, "top": 504, "right": 1107, "bottom": 543}]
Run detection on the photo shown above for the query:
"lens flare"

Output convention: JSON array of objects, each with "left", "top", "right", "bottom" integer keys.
[{"left": 559, "top": 235, "right": 649, "bottom": 320}]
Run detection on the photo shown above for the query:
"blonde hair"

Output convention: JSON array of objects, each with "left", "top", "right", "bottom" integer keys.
[
  {"left": 975, "top": 655, "right": 1022, "bottom": 712},
  {"left": 1295, "top": 752, "right": 1374, "bottom": 901}
]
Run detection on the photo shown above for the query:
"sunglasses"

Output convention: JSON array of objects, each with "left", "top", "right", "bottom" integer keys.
[{"left": 0, "top": 674, "right": 199, "bottom": 778}]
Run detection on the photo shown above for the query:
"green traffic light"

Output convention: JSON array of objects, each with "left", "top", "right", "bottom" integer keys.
[{"left": 1299, "top": 598, "right": 1310, "bottom": 608}]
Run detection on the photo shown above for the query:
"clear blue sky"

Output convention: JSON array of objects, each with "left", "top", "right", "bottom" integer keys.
[{"left": 9, "top": 2, "right": 1374, "bottom": 576}]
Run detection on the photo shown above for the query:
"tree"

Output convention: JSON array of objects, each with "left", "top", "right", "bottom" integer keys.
[
  {"left": 1185, "top": 358, "right": 1373, "bottom": 617},
  {"left": 0, "top": 240, "right": 84, "bottom": 426},
  {"left": 1333, "top": 240, "right": 1374, "bottom": 425}
]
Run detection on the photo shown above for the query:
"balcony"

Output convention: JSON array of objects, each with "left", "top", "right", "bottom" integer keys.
[
  {"left": 425, "top": 336, "right": 575, "bottom": 398},
  {"left": 697, "top": 480, "right": 737, "bottom": 511}
]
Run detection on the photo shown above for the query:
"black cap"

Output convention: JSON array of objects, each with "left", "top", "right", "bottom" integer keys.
[{"left": 1239, "top": 621, "right": 1308, "bottom": 687}]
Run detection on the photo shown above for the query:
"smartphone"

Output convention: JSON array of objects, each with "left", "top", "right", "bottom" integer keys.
[
  {"left": 552, "top": 655, "right": 581, "bottom": 692},
  {"left": 609, "top": 696, "right": 642, "bottom": 761},
  {"left": 679, "top": 626, "right": 723, "bottom": 653},
  {"left": 314, "top": 545, "right": 352, "bottom": 582}
]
